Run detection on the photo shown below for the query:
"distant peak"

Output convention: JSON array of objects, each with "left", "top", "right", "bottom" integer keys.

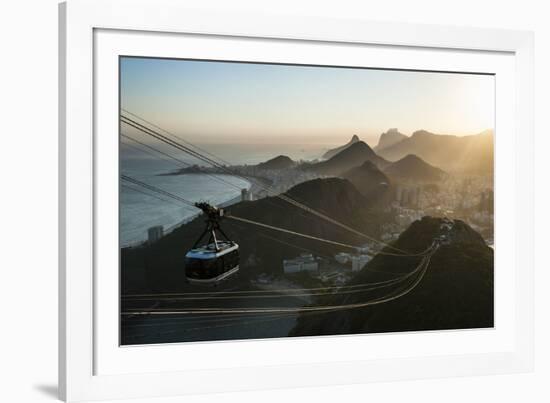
[
  {"left": 478, "top": 129, "right": 494, "bottom": 136},
  {"left": 381, "top": 128, "right": 403, "bottom": 136},
  {"left": 412, "top": 130, "right": 433, "bottom": 137},
  {"left": 401, "top": 154, "right": 422, "bottom": 161},
  {"left": 393, "top": 154, "right": 437, "bottom": 168},
  {"left": 375, "top": 129, "right": 408, "bottom": 152},
  {"left": 347, "top": 140, "right": 373, "bottom": 151},
  {"left": 271, "top": 155, "right": 292, "bottom": 161},
  {"left": 257, "top": 154, "right": 295, "bottom": 170},
  {"left": 360, "top": 159, "right": 378, "bottom": 168},
  {"left": 321, "top": 134, "right": 362, "bottom": 160},
  {"left": 384, "top": 153, "right": 445, "bottom": 183}
]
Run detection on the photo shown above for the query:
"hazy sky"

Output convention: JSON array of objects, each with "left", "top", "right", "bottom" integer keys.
[{"left": 121, "top": 57, "right": 494, "bottom": 146}]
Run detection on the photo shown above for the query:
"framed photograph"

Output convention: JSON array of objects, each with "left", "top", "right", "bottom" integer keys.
[{"left": 59, "top": 0, "right": 534, "bottom": 401}]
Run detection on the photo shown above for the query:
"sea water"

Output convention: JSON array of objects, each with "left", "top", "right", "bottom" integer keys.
[{"left": 120, "top": 142, "right": 332, "bottom": 245}]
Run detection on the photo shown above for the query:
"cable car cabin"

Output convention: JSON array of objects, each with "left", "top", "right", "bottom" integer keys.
[{"left": 185, "top": 240, "right": 240, "bottom": 285}]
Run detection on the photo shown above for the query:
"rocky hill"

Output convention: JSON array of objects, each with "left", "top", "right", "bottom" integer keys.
[
  {"left": 290, "top": 217, "right": 494, "bottom": 336},
  {"left": 374, "top": 128, "right": 408, "bottom": 152},
  {"left": 376, "top": 129, "right": 494, "bottom": 174},
  {"left": 322, "top": 134, "right": 360, "bottom": 160},
  {"left": 308, "top": 141, "right": 389, "bottom": 176},
  {"left": 383, "top": 154, "right": 446, "bottom": 183},
  {"left": 256, "top": 155, "right": 295, "bottom": 170},
  {"left": 342, "top": 160, "right": 391, "bottom": 200},
  {"left": 121, "top": 177, "right": 390, "bottom": 293}
]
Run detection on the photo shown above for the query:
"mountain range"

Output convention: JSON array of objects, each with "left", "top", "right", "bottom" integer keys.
[
  {"left": 307, "top": 141, "right": 389, "bottom": 176},
  {"left": 374, "top": 128, "right": 407, "bottom": 152},
  {"left": 121, "top": 177, "right": 387, "bottom": 293},
  {"left": 256, "top": 155, "right": 295, "bottom": 170},
  {"left": 290, "top": 216, "right": 494, "bottom": 336},
  {"left": 383, "top": 154, "right": 446, "bottom": 183},
  {"left": 376, "top": 129, "right": 494, "bottom": 174},
  {"left": 342, "top": 160, "right": 391, "bottom": 199},
  {"left": 322, "top": 134, "right": 360, "bottom": 160}
]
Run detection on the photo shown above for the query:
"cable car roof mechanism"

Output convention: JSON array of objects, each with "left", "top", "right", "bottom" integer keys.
[{"left": 185, "top": 202, "right": 240, "bottom": 285}]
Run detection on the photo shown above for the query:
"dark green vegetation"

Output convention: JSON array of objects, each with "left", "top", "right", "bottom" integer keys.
[
  {"left": 290, "top": 217, "right": 494, "bottom": 336},
  {"left": 121, "top": 177, "right": 392, "bottom": 294}
]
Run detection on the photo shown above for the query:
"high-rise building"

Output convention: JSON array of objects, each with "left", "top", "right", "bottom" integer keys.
[
  {"left": 401, "top": 187, "right": 409, "bottom": 205},
  {"left": 409, "top": 187, "right": 418, "bottom": 207},
  {"left": 479, "top": 192, "right": 486, "bottom": 211},
  {"left": 283, "top": 253, "right": 319, "bottom": 274},
  {"left": 241, "top": 188, "right": 253, "bottom": 201},
  {"left": 335, "top": 252, "right": 350, "bottom": 264},
  {"left": 395, "top": 185, "right": 403, "bottom": 204},
  {"left": 147, "top": 225, "right": 164, "bottom": 243}
]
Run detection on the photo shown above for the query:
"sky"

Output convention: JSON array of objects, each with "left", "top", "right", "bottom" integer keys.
[{"left": 120, "top": 57, "right": 494, "bottom": 146}]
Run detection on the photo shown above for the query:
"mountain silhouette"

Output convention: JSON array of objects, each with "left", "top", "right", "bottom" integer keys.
[
  {"left": 374, "top": 128, "right": 408, "bottom": 152},
  {"left": 376, "top": 129, "right": 493, "bottom": 174},
  {"left": 121, "top": 177, "right": 387, "bottom": 293},
  {"left": 256, "top": 155, "right": 295, "bottom": 170},
  {"left": 383, "top": 154, "right": 446, "bottom": 183},
  {"left": 308, "top": 141, "right": 389, "bottom": 176},
  {"left": 322, "top": 134, "right": 360, "bottom": 160},
  {"left": 342, "top": 160, "right": 391, "bottom": 199},
  {"left": 291, "top": 216, "right": 493, "bottom": 336}
]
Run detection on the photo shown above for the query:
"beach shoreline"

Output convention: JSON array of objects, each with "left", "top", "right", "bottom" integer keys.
[{"left": 122, "top": 173, "right": 271, "bottom": 248}]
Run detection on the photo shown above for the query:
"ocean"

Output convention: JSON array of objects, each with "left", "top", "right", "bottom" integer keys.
[{"left": 120, "top": 142, "right": 332, "bottom": 245}]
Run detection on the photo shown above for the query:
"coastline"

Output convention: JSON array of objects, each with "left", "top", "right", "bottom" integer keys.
[{"left": 122, "top": 173, "right": 269, "bottom": 248}]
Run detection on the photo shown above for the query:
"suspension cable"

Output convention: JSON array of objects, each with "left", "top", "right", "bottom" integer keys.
[
  {"left": 120, "top": 173, "right": 370, "bottom": 252},
  {"left": 121, "top": 133, "right": 247, "bottom": 192},
  {"left": 122, "top": 108, "right": 234, "bottom": 167},
  {"left": 121, "top": 183, "right": 183, "bottom": 207},
  {"left": 121, "top": 247, "right": 436, "bottom": 315},
  {"left": 121, "top": 174, "right": 197, "bottom": 208},
  {"left": 228, "top": 215, "right": 359, "bottom": 250},
  {"left": 120, "top": 111, "right": 409, "bottom": 254},
  {"left": 121, "top": 170, "right": 429, "bottom": 259}
]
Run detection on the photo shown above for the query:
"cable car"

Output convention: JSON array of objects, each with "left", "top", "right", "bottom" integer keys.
[{"left": 185, "top": 202, "right": 240, "bottom": 285}]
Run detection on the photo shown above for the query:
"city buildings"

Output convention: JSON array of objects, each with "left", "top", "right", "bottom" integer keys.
[
  {"left": 383, "top": 175, "right": 494, "bottom": 246},
  {"left": 335, "top": 252, "right": 351, "bottom": 264},
  {"left": 241, "top": 188, "right": 253, "bottom": 201},
  {"left": 351, "top": 254, "right": 371, "bottom": 272},
  {"left": 334, "top": 251, "right": 371, "bottom": 272},
  {"left": 283, "top": 253, "right": 319, "bottom": 274},
  {"left": 147, "top": 225, "right": 164, "bottom": 243}
]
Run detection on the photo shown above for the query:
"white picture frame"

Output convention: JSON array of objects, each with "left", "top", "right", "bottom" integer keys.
[{"left": 59, "top": 0, "right": 534, "bottom": 401}]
